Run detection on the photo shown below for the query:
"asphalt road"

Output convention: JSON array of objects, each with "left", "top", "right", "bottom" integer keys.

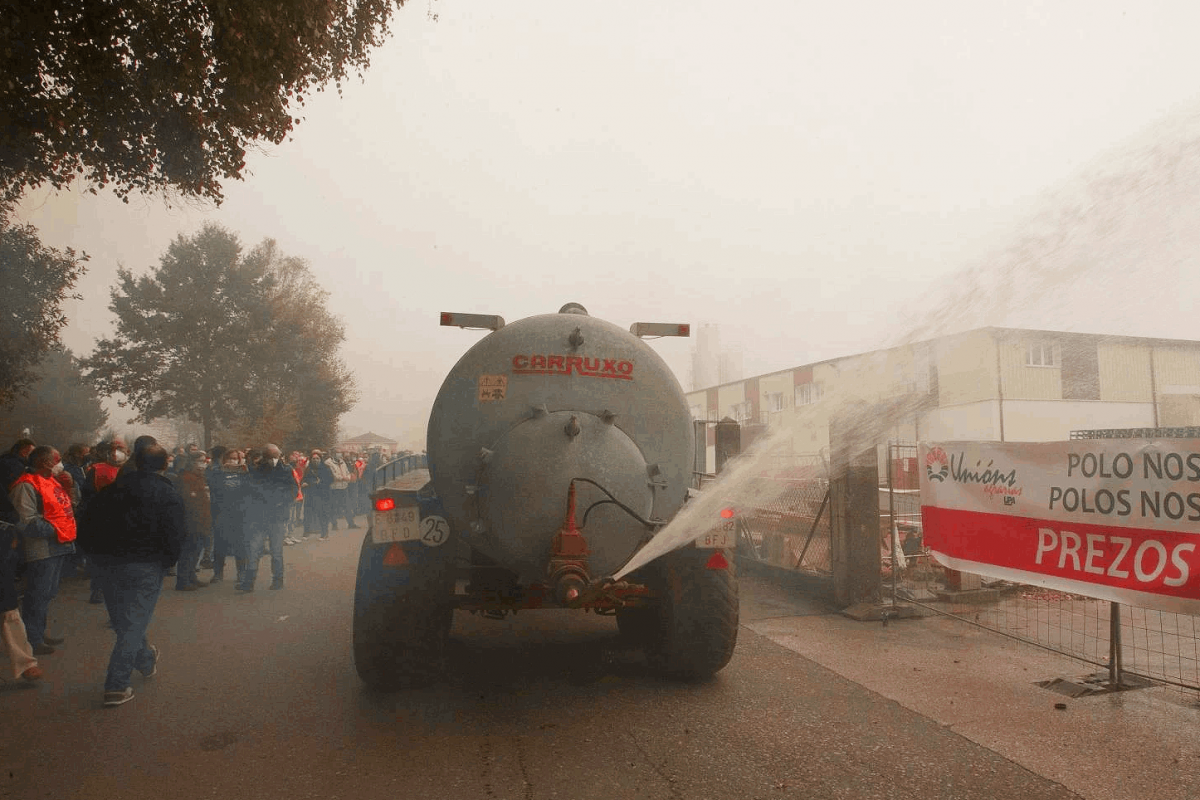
[{"left": 2, "top": 521, "right": 1082, "bottom": 800}]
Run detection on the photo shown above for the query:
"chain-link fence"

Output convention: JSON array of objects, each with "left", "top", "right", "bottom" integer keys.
[
  {"left": 733, "top": 454, "right": 833, "bottom": 575},
  {"left": 885, "top": 440, "right": 1200, "bottom": 697}
]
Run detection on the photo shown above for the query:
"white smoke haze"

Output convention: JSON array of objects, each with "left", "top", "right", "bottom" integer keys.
[
  {"left": 12, "top": 2, "right": 1200, "bottom": 455},
  {"left": 896, "top": 105, "right": 1200, "bottom": 346},
  {"left": 619, "top": 104, "right": 1200, "bottom": 575}
]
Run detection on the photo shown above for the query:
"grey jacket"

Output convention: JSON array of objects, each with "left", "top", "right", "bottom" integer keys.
[{"left": 11, "top": 481, "right": 76, "bottom": 562}]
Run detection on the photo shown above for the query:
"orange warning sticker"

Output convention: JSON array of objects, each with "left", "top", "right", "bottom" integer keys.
[{"left": 478, "top": 375, "right": 508, "bottom": 402}]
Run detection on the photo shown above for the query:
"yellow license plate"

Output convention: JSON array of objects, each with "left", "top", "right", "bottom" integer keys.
[{"left": 373, "top": 504, "right": 421, "bottom": 543}]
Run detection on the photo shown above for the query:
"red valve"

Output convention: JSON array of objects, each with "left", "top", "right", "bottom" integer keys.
[{"left": 552, "top": 481, "right": 588, "bottom": 557}]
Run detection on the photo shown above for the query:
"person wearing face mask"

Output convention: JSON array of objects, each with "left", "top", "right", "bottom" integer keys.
[
  {"left": 284, "top": 453, "right": 306, "bottom": 544},
  {"left": 167, "top": 446, "right": 186, "bottom": 475},
  {"left": 326, "top": 451, "right": 358, "bottom": 530},
  {"left": 243, "top": 444, "right": 296, "bottom": 591},
  {"left": 302, "top": 450, "right": 333, "bottom": 540},
  {"left": 10, "top": 446, "right": 77, "bottom": 655},
  {"left": 82, "top": 440, "right": 123, "bottom": 603},
  {"left": 63, "top": 444, "right": 90, "bottom": 505},
  {"left": 173, "top": 452, "right": 212, "bottom": 591},
  {"left": 207, "top": 449, "right": 251, "bottom": 585},
  {"left": 83, "top": 440, "right": 126, "bottom": 504}
]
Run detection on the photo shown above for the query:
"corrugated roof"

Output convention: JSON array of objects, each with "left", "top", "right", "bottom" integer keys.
[{"left": 338, "top": 431, "right": 398, "bottom": 445}]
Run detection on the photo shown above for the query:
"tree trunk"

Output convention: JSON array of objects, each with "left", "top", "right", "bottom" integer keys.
[{"left": 201, "top": 407, "right": 214, "bottom": 451}]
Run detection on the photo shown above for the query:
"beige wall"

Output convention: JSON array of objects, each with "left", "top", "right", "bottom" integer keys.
[
  {"left": 936, "top": 330, "right": 997, "bottom": 405},
  {"left": 1149, "top": 346, "right": 1200, "bottom": 426},
  {"left": 783, "top": 403, "right": 831, "bottom": 452},
  {"left": 1098, "top": 342, "right": 1153, "bottom": 402},
  {"left": 920, "top": 401, "right": 999, "bottom": 441},
  {"left": 1154, "top": 346, "right": 1200, "bottom": 390},
  {"left": 837, "top": 350, "right": 910, "bottom": 402},
  {"left": 755, "top": 371, "right": 788, "bottom": 432},
  {"left": 999, "top": 338, "right": 1061, "bottom": 401},
  {"left": 1001, "top": 400, "right": 1156, "bottom": 441},
  {"left": 1160, "top": 394, "right": 1200, "bottom": 427},
  {"left": 716, "top": 383, "right": 747, "bottom": 421}
]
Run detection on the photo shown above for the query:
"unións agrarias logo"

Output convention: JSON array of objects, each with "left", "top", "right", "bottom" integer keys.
[{"left": 925, "top": 447, "right": 949, "bottom": 482}]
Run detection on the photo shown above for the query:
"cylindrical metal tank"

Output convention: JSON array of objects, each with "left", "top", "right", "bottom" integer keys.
[{"left": 427, "top": 305, "right": 693, "bottom": 584}]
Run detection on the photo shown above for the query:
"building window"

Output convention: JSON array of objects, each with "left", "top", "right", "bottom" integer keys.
[
  {"left": 795, "top": 382, "right": 823, "bottom": 406},
  {"left": 767, "top": 392, "right": 784, "bottom": 412},
  {"left": 729, "top": 401, "right": 751, "bottom": 423},
  {"left": 689, "top": 404, "right": 703, "bottom": 419},
  {"left": 1025, "top": 341, "right": 1057, "bottom": 367}
]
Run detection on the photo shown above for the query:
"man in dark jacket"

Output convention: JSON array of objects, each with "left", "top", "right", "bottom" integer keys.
[
  {"left": 0, "top": 438, "right": 35, "bottom": 524},
  {"left": 243, "top": 444, "right": 297, "bottom": 592},
  {"left": 302, "top": 449, "right": 333, "bottom": 540},
  {"left": 0, "top": 439, "right": 40, "bottom": 681},
  {"left": 78, "top": 444, "right": 184, "bottom": 708}
]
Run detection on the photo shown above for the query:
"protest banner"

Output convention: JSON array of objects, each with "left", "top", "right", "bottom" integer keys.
[{"left": 919, "top": 439, "right": 1200, "bottom": 614}]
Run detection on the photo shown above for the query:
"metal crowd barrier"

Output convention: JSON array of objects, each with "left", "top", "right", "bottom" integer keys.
[
  {"left": 371, "top": 453, "right": 428, "bottom": 491},
  {"left": 885, "top": 439, "right": 1200, "bottom": 697}
]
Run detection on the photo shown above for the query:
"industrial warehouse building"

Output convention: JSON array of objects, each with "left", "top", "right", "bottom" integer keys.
[{"left": 686, "top": 327, "right": 1200, "bottom": 472}]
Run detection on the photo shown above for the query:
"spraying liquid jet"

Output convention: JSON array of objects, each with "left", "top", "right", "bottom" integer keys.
[
  {"left": 613, "top": 422, "right": 799, "bottom": 579},
  {"left": 612, "top": 373, "right": 929, "bottom": 581}
]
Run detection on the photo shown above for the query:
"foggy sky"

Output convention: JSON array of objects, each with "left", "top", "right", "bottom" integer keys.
[{"left": 14, "top": 0, "right": 1200, "bottom": 449}]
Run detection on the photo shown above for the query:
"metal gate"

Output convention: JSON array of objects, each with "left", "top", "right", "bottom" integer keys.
[
  {"left": 733, "top": 453, "right": 833, "bottom": 576},
  {"left": 884, "top": 440, "right": 1200, "bottom": 696}
]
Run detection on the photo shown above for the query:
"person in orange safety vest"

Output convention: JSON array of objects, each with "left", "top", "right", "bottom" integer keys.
[{"left": 10, "top": 446, "right": 77, "bottom": 656}]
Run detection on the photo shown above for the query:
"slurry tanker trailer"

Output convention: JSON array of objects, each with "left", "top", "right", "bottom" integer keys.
[{"left": 353, "top": 303, "right": 738, "bottom": 689}]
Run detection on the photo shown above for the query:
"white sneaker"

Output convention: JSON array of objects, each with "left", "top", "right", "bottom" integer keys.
[
  {"left": 103, "top": 687, "right": 135, "bottom": 707},
  {"left": 141, "top": 644, "right": 160, "bottom": 678}
]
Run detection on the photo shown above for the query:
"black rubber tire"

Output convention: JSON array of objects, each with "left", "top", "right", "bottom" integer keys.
[
  {"left": 352, "top": 530, "right": 454, "bottom": 690},
  {"left": 643, "top": 547, "right": 739, "bottom": 680}
]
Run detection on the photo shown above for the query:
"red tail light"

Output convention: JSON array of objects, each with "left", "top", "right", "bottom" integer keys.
[
  {"left": 720, "top": 507, "right": 735, "bottom": 519},
  {"left": 375, "top": 497, "right": 395, "bottom": 511}
]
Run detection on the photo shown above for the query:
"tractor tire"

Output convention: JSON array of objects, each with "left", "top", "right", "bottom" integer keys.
[
  {"left": 352, "top": 530, "right": 454, "bottom": 690},
  {"left": 643, "top": 547, "right": 739, "bottom": 680}
]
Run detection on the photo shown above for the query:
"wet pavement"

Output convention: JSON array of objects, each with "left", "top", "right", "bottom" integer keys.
[
  {"left": 742, "top": 572, "right": 1200, "bottom": 800},
  {"left": 1, "top": 531, "right": 1194, "bottom": 799}
]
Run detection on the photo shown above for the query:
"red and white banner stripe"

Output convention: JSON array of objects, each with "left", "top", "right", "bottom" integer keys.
[{"left": 918, "top": 440, "right": 1200, "bottom": 615}]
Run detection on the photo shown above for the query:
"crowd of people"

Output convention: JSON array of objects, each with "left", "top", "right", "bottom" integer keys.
[{"left": 0, "top": 434, "right": 384, "bottom": 706}]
